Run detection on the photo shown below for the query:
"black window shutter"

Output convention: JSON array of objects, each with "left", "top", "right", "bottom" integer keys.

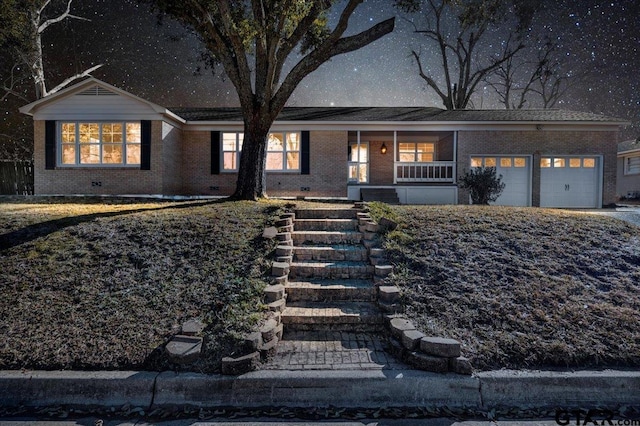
[
  {"left": 45, "top": 120, "right": 56, "bottom": 170},
  {"left": 301, "top": 131, "right": 310, "bottom": 175},
  {"left": 141, "top": 120, "right": 151, "bottom": 170},
  {"left": 211, "top": 131, "right": 221, "bottom": 174}
]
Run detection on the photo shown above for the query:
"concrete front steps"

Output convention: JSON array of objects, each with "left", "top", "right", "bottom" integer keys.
[{"left": 282, "top": 207, "right": 382, "bottom": 332}]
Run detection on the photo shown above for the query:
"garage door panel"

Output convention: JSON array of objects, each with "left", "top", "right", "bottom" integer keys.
[
  {"left": 540, "top": 156, "right": 600, "bottom": 208},
  {"left": 470, "top": 156, "right": 531, "bottom": 206}
]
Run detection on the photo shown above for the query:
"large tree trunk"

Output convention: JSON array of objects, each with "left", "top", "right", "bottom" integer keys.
[{"left": 230, "top": 119, "right": 271, "bottom": 200}]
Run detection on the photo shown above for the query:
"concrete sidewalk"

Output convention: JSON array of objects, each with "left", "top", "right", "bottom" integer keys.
[{"left": 1, "top": 369, "right": 639, "bottom": 411}]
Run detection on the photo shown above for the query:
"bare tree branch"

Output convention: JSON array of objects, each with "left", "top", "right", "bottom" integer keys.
[
  {"left": 272, "top": 17, "right": 394, "bottom": 114},
  {"left": 47, "top": 64, "right": 103, "bottom": 95},
  {"left": 2, "top": 63, "right": 30, "bottom": 102},
  {"left": 38, "top": 0, "right": 89, "bottom": 33},
  {"left": 405, "top": 0, "right": 531, "bottom": 109}
]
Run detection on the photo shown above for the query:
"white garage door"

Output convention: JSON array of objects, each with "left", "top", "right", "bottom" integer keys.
[
  {"left": 540, "top": 156, "right": 600, "bottom": 208},
  {"left": 470, "top": 156, "right": 531, "bottom": 206}
]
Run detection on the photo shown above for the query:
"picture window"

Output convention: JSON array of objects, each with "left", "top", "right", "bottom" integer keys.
[{"left": 59, "top": 122, "right": 141, "bottom": 166}]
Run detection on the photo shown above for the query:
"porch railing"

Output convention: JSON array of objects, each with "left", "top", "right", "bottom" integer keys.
[{"left": 395, "top": 161, "right": 456, "bottom": 183}]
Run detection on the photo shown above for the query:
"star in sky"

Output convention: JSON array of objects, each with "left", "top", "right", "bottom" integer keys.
[{"left": 48, "top": 0, "right": 639, "bottom": 137}]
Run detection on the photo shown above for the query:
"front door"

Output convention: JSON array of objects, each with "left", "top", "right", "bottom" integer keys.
[{"left": 348, "top": 142, "right": 369, "bottom": 184}]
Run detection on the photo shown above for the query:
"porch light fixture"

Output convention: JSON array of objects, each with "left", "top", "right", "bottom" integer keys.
[{"left": 380, "top": 143, "right": 387, "bottom": 154}]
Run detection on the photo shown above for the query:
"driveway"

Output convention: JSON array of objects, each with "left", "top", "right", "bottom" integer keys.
[{"left": 567, "top": 205, "right": 640, "bottom": 227}]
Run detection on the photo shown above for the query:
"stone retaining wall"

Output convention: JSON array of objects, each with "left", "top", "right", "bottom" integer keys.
[
  {"left": 220, "top": 212, "right": 294, "bottom": 375},
  {"left": 358, "top": 204, "right": 472, "bottom": 375}
]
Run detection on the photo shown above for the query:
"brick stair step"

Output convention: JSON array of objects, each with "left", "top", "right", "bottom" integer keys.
[
  {"left": 292, "top": 231, "right": 363, "bottom": 245},
  {"left": 286, "top": 279, "right": 375, "bottom": 302},
  {"left": 289, "top": 260, "right": 374, "bottom": 280},
  {"left": 294, "top": 208, "right": 358, "bottom": 220},
  {"left": 282, "top": 302, "right": 383, "bottom": 332},
  {"left": 294, "top": 219, "right": 357, "bottom": 232},
  {"left": 293, "top": 245, "right": 368, "bottom": 262}
]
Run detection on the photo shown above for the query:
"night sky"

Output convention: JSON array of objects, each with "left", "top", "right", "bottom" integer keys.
[{"left": 39, "top": 0, "right": 640, "bottom": 137}]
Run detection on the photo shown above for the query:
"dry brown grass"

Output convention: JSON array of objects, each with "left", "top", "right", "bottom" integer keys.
[
  {"left": 383, "top": 205, "right": 640, "bottom": 370},
  {"left": 0, "top": 197, "right": 283, "bottom": 372}
]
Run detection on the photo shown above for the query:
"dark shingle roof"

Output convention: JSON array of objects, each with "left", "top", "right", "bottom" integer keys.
[
  {"left": 619, "top": 139, "right": 640, "bottom": 153},
  {"left": 168, "top": 106, "right": 626, "bottom": 124}
]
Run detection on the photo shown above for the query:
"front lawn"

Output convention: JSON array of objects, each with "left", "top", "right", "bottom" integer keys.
[
  {"left": 381, "top": 205, "right": 640, "bottom": 370},
  {"left": 0, "top": 198, "right": 282, "bottom": 372}
]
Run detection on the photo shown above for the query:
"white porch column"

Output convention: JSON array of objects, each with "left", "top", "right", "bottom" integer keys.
[
  {"left": 453, "top": 131, "right": 458, "bottom": 183},
  {"left": 393, "top": 130, "right": 397, "bottom": 184}
]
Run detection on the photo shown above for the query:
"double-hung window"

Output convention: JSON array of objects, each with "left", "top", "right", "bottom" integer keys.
[
  {"left": 222, "top": 132, "right": 300, "bottom": 172},
  {"left": 60, "top": 122, "right": 141, "bottom": 166},
  {"left": 398, "top": 142, "right": 435, "bottom": 162},
  {"left": 222, "top": 132, "right": 243, "bottom": 171},
  {"left": 267, "top": 132, "right": 300, "bottom": 171}
]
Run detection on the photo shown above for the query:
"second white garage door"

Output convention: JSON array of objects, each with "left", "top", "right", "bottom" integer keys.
[
  {"left": 540, "top": 156, "right": 601, "bottom": 208},
  {"left": 471, "top": 156, "right": 531, "bottom": 206}
]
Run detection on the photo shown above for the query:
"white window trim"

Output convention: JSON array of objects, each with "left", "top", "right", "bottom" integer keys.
[
  {"left": 221, "top": 132, "right": 243, "bottom": 172},
  {"left": 221, "top": 132, "right": 301, "bottom": 173},
  {"left": 266, "top": 132, "right": 301, "bottom": 173},
  {"left": 57, "top": 121, "right": 141, "bottom": 167},
  {"left": 397, "top": 141, "right": 436, "bottom": 162},
  {"left": 348, "top": 140, "right": 369, "bottom": 184}
]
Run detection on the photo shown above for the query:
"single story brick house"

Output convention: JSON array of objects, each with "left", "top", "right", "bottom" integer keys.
[
  {"left": 617, "top": 139, "right": 640, "bottom": 199},
  {"left": 20, "top": 78, "right": 628, "bottom": 208}
]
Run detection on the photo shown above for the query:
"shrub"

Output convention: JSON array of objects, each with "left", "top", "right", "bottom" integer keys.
[{"left": 458, "top": 167, "right": 506, "bottom": 205}]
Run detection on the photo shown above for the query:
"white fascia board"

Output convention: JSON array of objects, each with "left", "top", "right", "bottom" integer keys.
[
  {"left": 618, "top": 148, "right": 640, "bottom": 157},
  {"left": 184, "top": 120, "right": 625, "bottom": 132}
]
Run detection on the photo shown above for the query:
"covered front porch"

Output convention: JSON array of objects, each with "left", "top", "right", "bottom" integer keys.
[{"left": 346, "top": 130, "right": 459, "bottom": 204}]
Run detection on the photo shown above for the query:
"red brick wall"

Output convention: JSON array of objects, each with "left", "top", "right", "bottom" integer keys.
[
  {"left": 32, "top": 121, "right": 618, "bottom": 205},
  {"left": 162, "top": 122, "right": 183, "bottom": 195},
  {"left": 181, "top": 130, "right": 233, "bottom": 196},
  {"left": 181, "top": 130, "right": 347, "bottom": 197},
  {"left": 268, "top": 130, "right": 347, "bottom": 197},
  {"left": 33, "top": 120, "right": 168, "bottom": 195},
  {"left": 368, "top": 140, "right": 395, "bottom": 185},
  {"left": 456, "top": 129, "right": 619, "bottom": 206}
]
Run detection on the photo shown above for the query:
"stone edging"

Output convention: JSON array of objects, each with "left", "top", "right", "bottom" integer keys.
[
  {"left": 357, "top": 203, "right": 472, "bottom": 375},
  {"left": 220, "top": 212, "right": 294, "bottom": 375}
]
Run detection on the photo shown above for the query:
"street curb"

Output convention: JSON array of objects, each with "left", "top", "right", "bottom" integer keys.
[
  {"left": 1, "top": 369, "right": 639, "bottom": 410},
  {"left": 0, "top": 370, "right": 156, "bottom": 408},
  {"left": 477, "top": 370, "right": 640, "bottom": 407}
]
